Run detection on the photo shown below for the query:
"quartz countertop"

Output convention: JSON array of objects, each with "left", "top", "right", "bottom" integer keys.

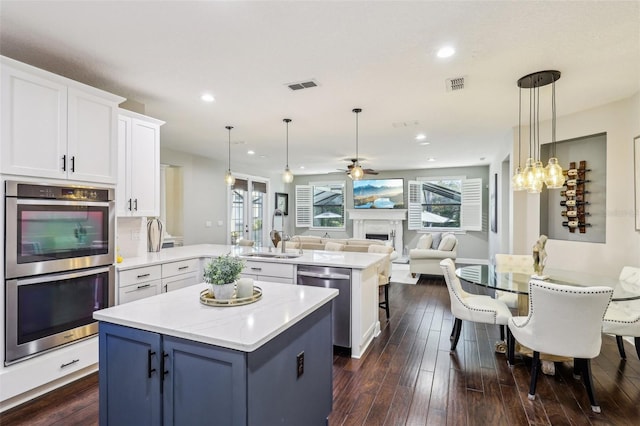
[
  {"left": 116, "top": 244, "right": 384, "bottom": 271},
  {"left": 94, "top": 281, "right": 338, "bottom": 352}
]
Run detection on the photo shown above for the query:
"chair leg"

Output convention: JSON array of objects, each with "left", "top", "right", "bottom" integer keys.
[
  {"left": 507, "top": 328, "right": 515, "bottom": 367},
  {"left": 450, "top": 318, "right": 463, "bottom": 351},
  {"left": 383, "top": 283, "right": 390, "bottom": 319},
  {"left": 528, "top": 351, "right": 541, "bottom": 400},
  {"left": 615, "top": 335, "right": 627, "bottom": 359},
  {"left": 499, "top": 325, "right": 505, "bottom": 341},
  {"left": 578, "top": 358, "right": 601, "bottom": 413},
  {"left": 635, "top": 337, "right": 640, "bottom": 361}
]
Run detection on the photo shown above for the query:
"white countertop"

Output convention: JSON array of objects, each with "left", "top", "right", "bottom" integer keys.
[
  {"left": 94, "top": 281, "right": 338, "bottom": 352},
  {"left": 116, "top": 244, "right": 384, "bottom": 271}
]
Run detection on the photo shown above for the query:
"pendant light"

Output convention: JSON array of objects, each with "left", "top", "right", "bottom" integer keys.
[
  {"left": 224, "top": 125, "right": 235, "bottom": 186},
  {"left": 516, "top": 70, "right": 563, "bottom": 193},
  {"left": 350, "top": 108, "right": 364, "bottom": 181},
  {"left": 511, "top": 85, "right": 526, "bottom": 190},
  {"left": 282, "top": 118, "right": 294, "bottom": 183}
]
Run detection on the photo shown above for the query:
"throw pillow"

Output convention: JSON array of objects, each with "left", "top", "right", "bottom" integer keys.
[
  {"left": 431, "top": 232, "right": 442, "bottom": 249},
  {"left": 438, "top": 235, "right": 457, "bottom": 251},
  {"left": 416, "top": 234, "right": 433, "bottom": 250}
]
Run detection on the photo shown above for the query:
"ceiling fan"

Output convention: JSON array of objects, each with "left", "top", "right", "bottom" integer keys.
[{"left": 338, "top": 159, "right": 378, "bottom": 176}]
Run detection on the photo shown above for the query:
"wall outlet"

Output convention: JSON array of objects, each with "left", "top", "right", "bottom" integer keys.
[
  {"left": 205, "top": 221, "right": 212, "bottom": 228},
  {"left": 296, "top": 351, "right": 304, "bottom": 378},
  {"left": 131, "top": 230, "right": 140, "bottom": 240}
]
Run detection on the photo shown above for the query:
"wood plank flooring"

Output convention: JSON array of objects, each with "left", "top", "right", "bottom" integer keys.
[{"left": 2, "top": 275, "right": 639, "bottom": 425}]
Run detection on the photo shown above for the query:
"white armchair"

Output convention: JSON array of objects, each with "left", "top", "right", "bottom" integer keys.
[
  {"left": 507, "top": 280, "right": 613, "bottom": 413},
  {"left": 602, "top": 266, "right": 640, "bottom": 360}
]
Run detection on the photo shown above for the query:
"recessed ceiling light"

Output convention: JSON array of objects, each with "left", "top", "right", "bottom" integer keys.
[
  {"left": 416, "top": 134, "right": 427, "bottom": 141},
  {"left": 419, "top": 142, "right": 430, "bottom": 146},
  {"left": 299, "top": 166, "right": 305, "bottom": 169},
  {"left": 437, "top": 46, "right": 455, "bottom": 58},
  {"left": 201, "top": 93, "right": 215, "bottom": 102},
  {"left": 247, "top": 150, "right": 255, "bottom": 155},
  {"left": 427, "top": 157, "right": 436, "bottom": 162},
  {"left": 259, "top": 155, "right": 267, "bottom": 159}
]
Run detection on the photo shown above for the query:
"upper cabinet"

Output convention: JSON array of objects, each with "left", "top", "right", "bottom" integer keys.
[
  {"left": 117, "top": 110, "right": 165, "bottom": 217},
  {"left": 0, "top": 56, "right": 125, "bottom": 184}
]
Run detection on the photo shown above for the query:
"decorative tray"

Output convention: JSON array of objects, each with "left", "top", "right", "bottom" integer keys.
[{"left": 199, "top": 287, "right": 262, "bottom": 307}]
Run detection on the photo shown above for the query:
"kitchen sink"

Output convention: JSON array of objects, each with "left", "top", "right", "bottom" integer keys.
[{"left": 240, "top": 252, "right": 302, "bottom": 259}]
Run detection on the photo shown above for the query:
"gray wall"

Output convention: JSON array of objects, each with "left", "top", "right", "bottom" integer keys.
[{"left": 292, "top": 165, "right": 490, "bottom": 262}]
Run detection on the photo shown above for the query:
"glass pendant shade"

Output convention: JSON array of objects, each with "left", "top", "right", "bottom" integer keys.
[
  {"left": 534, "top": 160, "right": 546, "bottom": 183},
  {"left": 522, "top": 158, "right": 536, "bottom": 190},
  {"left": 527, "top": 177, "right": 543, "bottom": 194},
  {"left": 544, "top": 157, "right": 565, "bottom": 188},
  {"left": 511, "top": 166, "right": 526, "bottom": 191},
  {"left": 224, "top": 170, "right": 235, "bottom": 186},
  {"left": 350, "top": 163, "right": 364, "bottom": 180},
  {"left": 282, "top": 167, "right": 294, "bottom": 183}
]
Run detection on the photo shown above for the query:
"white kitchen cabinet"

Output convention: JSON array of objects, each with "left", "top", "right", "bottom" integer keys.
[
  {"left": 0, "top": 56, "right": 124, "bottom": 183},
  {"left": 241, "top": 260, "right": 295, "bottom": 284},
  {"left": 118, "top": 265, "right": 162, "bottom": 304},
  {"left": 117, "top": 110, "right": 164, "bottom": 217},
  {"left": 161, "top": 258, "right": 200, "bottom": 293}
]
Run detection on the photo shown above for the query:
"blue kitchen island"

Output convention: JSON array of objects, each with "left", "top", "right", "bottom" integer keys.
[{"left": 94, "top": 281, "right": 338, "bottom": 426}]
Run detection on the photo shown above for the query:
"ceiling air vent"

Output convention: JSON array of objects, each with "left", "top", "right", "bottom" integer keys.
[
  {"left": 287, "top": 79, "right": 319, "bottom": 91},
  {"left": 445, "top": 76, "right": 466, "bottom": 92}
]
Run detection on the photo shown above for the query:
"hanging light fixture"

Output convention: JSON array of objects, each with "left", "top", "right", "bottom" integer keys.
[
  {"left": 516, "top": 70, "right": 563, "bottom": 193},
  {"left": 350, "top": 108, "right": 364, "bottom": 181},
  {"left": 224, "top": 125, "right": 235, "bottom": 186},
  {"left": 511, "top": 84, "right": 526, "bottom": 190},
  {"left": 282, "top": 118, "right": 294, "bottom": 183}
]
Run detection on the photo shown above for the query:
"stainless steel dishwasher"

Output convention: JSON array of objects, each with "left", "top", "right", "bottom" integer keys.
[{"left": 296, "top": 265, "right": 351, "bottom": 348}]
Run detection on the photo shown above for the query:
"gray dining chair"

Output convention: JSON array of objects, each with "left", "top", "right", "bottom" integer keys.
[
  {"left": 507, "top": 279, "right": 613, "bottom": 413},
  {"left": 602, "top": 266, "right": 640, "bottom": 360},
  {"left": 439, "top": 259, "right": 512, "bottom": 351}
]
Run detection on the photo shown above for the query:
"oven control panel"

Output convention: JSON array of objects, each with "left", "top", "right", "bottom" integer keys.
[{"left": 6, "top": 181, "right": 113, "bottom": 202}]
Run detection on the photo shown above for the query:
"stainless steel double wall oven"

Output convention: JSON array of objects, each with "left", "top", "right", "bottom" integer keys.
[{"left": 4, "top": 181, "right": 115, "bottom": 364}]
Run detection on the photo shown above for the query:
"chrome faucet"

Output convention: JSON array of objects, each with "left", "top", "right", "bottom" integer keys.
[{"left": 270, "top": 209, "right": 289, "bottom": 253}]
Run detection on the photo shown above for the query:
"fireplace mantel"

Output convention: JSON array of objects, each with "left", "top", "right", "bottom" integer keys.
[{"left": 347, "top": 209, "right": 407, "bottom": 251}]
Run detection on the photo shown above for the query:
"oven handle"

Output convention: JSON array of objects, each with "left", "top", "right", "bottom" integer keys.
[
  {"left": 14, "top": 198, "right": 111, "bottom": 208},
  {"left": 13, "top": 265, "right": 114, "bottom": 286}
]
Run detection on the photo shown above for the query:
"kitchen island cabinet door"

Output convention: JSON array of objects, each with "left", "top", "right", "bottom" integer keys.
[
  {"left": 162, "top": 337, "right": 247, "bottom": 426},
  {"left": 99, "top": 323, "right": 162, "bottom": 426}
]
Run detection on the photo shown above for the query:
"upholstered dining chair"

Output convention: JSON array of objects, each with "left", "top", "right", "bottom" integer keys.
[
  {"left": 237, "top": 239, "right": 255, "bottom": 247},
  {"left": 602, "top": 266, "right": 640, "bottom": 360},
  {"left": 508, "top": 280, "right": 613, "bottom": 413},
  {"left": 494, "top": 254, "right": 534, "bottom": 340},
  {"left": 439, "top": 259, "right": 512, "bottom": 351},
  {"left": 324, "top": 241, "right": 345, "bottom": 251},
  {"left": 368, "top": 245, "right": 394, "bottom": 319}
]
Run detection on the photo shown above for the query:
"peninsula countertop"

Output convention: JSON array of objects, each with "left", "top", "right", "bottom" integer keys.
[
  {"left": 94, "top": 281, "right": 338, "bottom": 352},
  {"left": 116, "top": 243, "right": 385, "bottom": 271}
]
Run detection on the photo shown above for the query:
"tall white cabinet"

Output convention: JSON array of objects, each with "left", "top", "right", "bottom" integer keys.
[
  {"left": 117, "top": 110, "right": 165, "bottom": 217},
  {"left": 0, "top": 56, "right": 124, "bottom": 184}
]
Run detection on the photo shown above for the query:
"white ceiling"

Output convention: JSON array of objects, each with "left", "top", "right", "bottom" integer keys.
[{"left": 1, "top": 1, "right": 638, "bottom": 177}]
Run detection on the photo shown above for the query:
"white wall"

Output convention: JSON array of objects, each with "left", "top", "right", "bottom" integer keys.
[{"left": 511, "top": 93, "right": 640, "bottom": 276}]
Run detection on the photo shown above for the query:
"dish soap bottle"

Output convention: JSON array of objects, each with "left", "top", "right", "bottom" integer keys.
[{"left": 116, "top": 247, "right": 123, "bottom": 263}]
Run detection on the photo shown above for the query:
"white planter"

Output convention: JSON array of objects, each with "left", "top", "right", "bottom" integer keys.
[{"left": 209, "top": 282, "right": 235, "bottom": 300}]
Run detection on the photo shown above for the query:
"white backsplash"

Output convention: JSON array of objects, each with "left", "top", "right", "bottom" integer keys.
[{"left": 116, "top": 217, "right": 147, "bottom": 259}]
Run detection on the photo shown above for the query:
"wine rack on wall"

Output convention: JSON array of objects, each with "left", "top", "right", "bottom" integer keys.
[{"left": 561, "top": 160, "right": 591, "bottom": 233}]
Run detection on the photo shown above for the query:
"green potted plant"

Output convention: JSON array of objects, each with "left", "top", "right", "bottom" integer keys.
[{"left": 203, "top": 254, "right": 245, "bottom": 299}]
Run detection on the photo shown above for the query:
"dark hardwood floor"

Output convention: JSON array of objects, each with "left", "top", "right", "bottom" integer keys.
[{"left": 2, "top": 276, "right": 639, "bottom": 425}]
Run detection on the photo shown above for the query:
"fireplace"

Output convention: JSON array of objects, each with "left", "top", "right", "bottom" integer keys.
[{"left": 347, "top": 209, "right": 407, "bottom": 251}]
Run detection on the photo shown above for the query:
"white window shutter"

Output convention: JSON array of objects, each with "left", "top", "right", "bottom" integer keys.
[
  {"left": 461, "top": 178, "right": 482, "bottom": 231},
  {"left": 407, "top": 180, "right": 423, "bottom": 230},
  {"left": 295, "top": 185, "right": 312, "bottom": 228}
]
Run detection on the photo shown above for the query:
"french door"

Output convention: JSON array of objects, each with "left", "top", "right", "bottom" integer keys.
[{"left": 229, "top": 177, "right": 268, "bottom": 247}]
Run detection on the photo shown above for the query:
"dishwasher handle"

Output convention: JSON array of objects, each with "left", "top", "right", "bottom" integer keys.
[{"left": 297, "top": 271, "right": 351, "bottom": 280}]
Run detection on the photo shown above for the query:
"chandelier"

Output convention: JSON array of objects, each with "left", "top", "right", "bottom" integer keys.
[{"left": 512, "top": 70, "right": 565, "bottom": 193}]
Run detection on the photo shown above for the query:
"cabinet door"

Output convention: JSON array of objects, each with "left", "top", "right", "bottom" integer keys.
[
  {"left": 119, "top": 280, "right": 161, "bottom": 304},
  {"left": 116, "top": 116, "right": 132, "bottom": 216},
  {"left": 163, "top": 336, "right": 247, "bottom": 426},
  {"left": 129, "top": 118, "right": 160, "bottom": 217},
  {"left": 161, "top": 272, "right": 199, "bottom": 293},
  {"left": 99, "top": 323, "right": 162, "bottom": 426},
  {"left": 0, "top": 65, "right": 67, "bottom": 178},
  {"left": 67, "top": 88, "right": 118, "bottom": 183}
]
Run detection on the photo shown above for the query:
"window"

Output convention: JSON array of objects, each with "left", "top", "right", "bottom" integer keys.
[
  {"left": 295, "top": 182, "right": 345, "bottom": 229},
  {"left": 408, "top": 178, "right": 482, "bottom": 231}
]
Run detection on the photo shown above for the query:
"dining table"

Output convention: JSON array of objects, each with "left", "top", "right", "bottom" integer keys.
[{"left": 455, "top": 264, "right": 640, "bottom": 372}]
